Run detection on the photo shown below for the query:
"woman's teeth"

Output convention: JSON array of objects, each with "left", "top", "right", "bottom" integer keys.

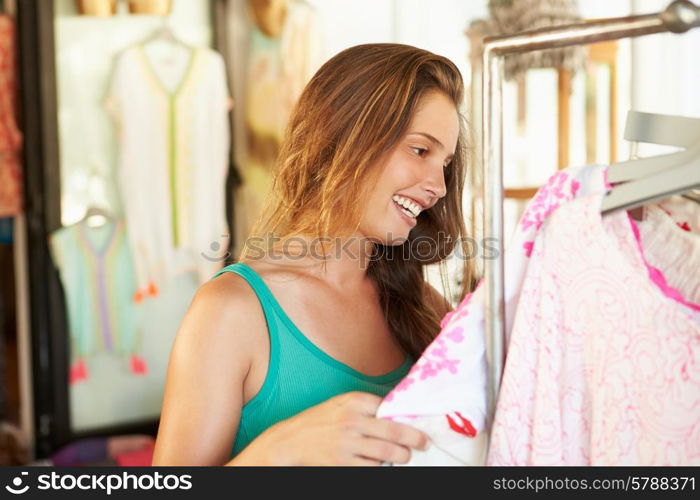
[{"left": 392, "top": 195, "right": 421, "bottom": 218}]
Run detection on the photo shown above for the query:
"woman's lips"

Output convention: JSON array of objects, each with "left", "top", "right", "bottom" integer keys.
[{"left": 393, "top": 199, "right": 417, "bottom": 228}]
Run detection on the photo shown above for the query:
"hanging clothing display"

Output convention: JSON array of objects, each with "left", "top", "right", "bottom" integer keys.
[
  {"left": 637, "top": 203, "right": 700, "bottom": 306},
  {"left": 106, "top": 43, "right": 231, "bottom": 300},
  {"left": 233, "top": 0, "right": 324, "bottom": 254},
  {"left": 376, "top": 164, "right": 601, "bottom": 465},
  {"left": 49, "top": 218, "right": 148, "bottom": 384},
  {"left": 0, "top": 15, "right": 23, "bottom": 217},
  {"left": 487, "top": 167, "right": 700, "bottom": 465},
  {"left": 245, "top": 0, "right": 323, "bottom": 169},
  {"left": 654, "top": 195, "right": 700, "bottom": 233},
  {"left": 379, "top": 164, "right": 700, "bottom": 465}
]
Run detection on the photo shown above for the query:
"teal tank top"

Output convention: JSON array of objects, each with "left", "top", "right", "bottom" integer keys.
[{"left": 211, "top": 262, "right": 413, "bottom": 458}]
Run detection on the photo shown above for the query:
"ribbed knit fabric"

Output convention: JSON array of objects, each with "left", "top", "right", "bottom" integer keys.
[{"left": 211, "top": 262, "right": 413, "bottom": 457}]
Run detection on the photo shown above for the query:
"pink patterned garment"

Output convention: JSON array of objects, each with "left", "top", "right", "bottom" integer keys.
[
  {"left": 377, "top": 165, "right": 601, "bottom": 465},
  {"left": 488, "top": 168, "right": 700, "bottom": 465},
  {"left": 636, "top": 203, "right": 700, "bottom": 307}
]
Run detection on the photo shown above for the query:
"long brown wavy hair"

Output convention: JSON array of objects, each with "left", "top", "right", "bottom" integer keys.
[{"left": 241, "top": 43, "right": 475, "bottom": 359}]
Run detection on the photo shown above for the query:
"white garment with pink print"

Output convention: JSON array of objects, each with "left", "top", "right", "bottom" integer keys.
[
  {"left": 637, "top": 202, "right": 700, "bottom": 307},
  {"left": 376, "top": 164, "right": 603, "bottom": 465},
  {"left": 487, "top": 169, "right": 700, "bottom": 465}
]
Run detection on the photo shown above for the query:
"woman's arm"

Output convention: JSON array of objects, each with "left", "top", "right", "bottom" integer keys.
[
  {"left": 227, "top": 391, "right": 430, "bottom": 466},
  {"left": 152, "top": 276, "right": 261, "bottom": 465},
  {"left": 154, "top": 273, "right": 432, "bottom": 466}
]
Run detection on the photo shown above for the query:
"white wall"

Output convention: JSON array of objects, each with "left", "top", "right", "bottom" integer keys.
[
  {"left": 307, "top": 0, "right": 487, "bottom": 90},
  {"left": 631, "top": 0, "right": 700, "bottom": 116},
  {"left": 630, "top": 0, "right": 700, "bottom": 156}
]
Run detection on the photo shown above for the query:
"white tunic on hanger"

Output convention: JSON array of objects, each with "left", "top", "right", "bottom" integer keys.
[{"left": 106, "top": 43, "right": 231, "bottom": 299}]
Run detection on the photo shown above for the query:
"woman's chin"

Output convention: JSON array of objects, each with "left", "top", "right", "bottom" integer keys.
[
  {"left": 359, "top": 220, "right": 412, "bottom": 246},
  {"left": 373, "top": 227, "right": 410, "bottom": 246}
]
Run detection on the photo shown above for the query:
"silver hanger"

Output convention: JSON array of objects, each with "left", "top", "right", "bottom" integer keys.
[
  {"left": 601, "top": 111, "right": 700, "bottom": 214},
  {"left": 141, "top": 18, "right": 191, "bottom": 50},
  {"left": 607, "top": 111, "right": 700, "bottom": 183},
  {"left": 601, "top": 140, "right": 700, "bottom": 214},
  {"left": 80, "top": 164, "right": 114, "bottom": 228}
]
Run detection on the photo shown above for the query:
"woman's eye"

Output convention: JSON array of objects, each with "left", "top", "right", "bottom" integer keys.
[{"left": 411, "top": 147, "right": 428, "bottom": 157}]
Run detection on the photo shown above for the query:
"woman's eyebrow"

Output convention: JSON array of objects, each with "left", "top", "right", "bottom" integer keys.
[
  {"left": 409, "top": 132, "right": 454, "bottom": 161},
  {"left": 409, "top": 131, "right": 445, "bottom": 151}
]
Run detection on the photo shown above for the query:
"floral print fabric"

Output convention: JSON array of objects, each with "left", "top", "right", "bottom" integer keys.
[{"left": 377, "top": 165, "right": 602, "bottom": 465}]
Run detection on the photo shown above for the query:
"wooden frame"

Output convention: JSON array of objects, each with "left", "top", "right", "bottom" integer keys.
[
  {"left": 18, "top": 0, "right": 70, "bottom": 458},
  {"left": 586, "top": 40, "right": 618, "bottom": 164},
  {"left": 556, "top": 68, "right": 572, "bottom": 170}
]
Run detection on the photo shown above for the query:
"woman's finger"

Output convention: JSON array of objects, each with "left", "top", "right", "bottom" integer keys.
[
  {"left": 358, "top": 417, "right": 430, "bottom": 451},
  {"left": 354, "top": 437, "right": 412, "bottom": 464}
]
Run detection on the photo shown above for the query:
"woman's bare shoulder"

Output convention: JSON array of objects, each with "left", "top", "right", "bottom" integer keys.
[
  {"left": 191, "top": 259, "right": 315, "bottom": 336},
  {"left": 193, "top": 274, "right": 249, "bottom": 314},
  {"left": 153, "top": 269, "right": 269, "bottom": 465},
  {"left": 179, "top": 268, "right": 271, "bottom": 360}
]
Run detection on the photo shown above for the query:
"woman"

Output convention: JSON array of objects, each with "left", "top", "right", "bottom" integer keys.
[{"left": 153, "top": 43, "right": 474, "bottom": 466}]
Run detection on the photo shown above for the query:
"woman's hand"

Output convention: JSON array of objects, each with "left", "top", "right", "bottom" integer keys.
[{"left": 227, "top": 392, "right": 429, "bottom": 466}]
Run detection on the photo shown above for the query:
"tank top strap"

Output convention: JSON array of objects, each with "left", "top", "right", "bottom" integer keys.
[
  {"left": 211, "top": 262, "right": 283, "bottom": 339},
  {"left": 212, "top": 262, "right": 275, "bottom": 305},
  {"left": 212, "top": 262, "right": 414, "bottom": 384}
]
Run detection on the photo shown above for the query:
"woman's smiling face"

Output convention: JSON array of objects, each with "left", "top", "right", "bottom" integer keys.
[{"left": 358, "top": 90, "right": 460, "bottom": 245}]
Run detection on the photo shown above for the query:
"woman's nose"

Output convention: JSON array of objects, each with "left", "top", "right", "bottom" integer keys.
[{"left": 422, "top": 163, "right": 447, "bottom": 200}]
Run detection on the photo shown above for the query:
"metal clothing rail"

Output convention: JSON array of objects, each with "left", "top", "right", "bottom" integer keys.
[{"left": 481, "top": 0, "right": 700, "bottom": 433}]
